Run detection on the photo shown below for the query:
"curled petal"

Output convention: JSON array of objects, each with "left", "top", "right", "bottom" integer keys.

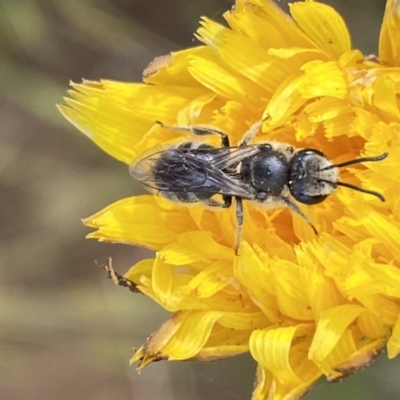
[
  {"left": 379, "top": 0, "right": 400, "bottom": 66},
  {"left": 290, "top": 2, "right": 351, "bottom": 59}
]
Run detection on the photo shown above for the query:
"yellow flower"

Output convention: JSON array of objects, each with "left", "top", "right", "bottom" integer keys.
[{"left": 59, "top": 1, "right": 400, "bottom": 399}]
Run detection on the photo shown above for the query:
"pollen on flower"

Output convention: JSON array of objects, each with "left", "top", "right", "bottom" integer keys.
[{"left": 59, "top": 1, "right": 400, "bottom": 399}]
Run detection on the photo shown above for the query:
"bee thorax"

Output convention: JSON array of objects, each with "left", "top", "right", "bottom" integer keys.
[{"left": 240, "top": 150, "right": 289, "bottom": 196}]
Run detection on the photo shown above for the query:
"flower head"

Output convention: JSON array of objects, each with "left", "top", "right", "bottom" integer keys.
[{"left": 59, "top": 1, "right": 400, "bottom": 399}]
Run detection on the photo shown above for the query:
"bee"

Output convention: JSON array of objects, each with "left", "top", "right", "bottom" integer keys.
[{"left": 130, "top": 120, "right": 387, "bottom": 254}]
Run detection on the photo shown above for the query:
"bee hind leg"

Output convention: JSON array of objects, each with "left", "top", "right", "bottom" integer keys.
[
  {"left": 201, "top": 195, "right": 232, "bottom": 208},
  {"left": 201, "top": 195, "right": 242, "bottom": 254},
  {"left": 200, "top": 195, "right": 244, "bottom": 254},
  {"left": 155, "top": 121, "right": 230, "bottom": 148},
  {"left": 234, "top": 197, "right": 244, "bottom": 255}
]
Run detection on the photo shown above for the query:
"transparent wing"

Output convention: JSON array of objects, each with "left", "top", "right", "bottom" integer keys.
[
  {"left": 207, "top": 145, "right": 263, "bottom": 169},
  {"left": 130, "top": 146, "right": 258, "bottom": 198}
]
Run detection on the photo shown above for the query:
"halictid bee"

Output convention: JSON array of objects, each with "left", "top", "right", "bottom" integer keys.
[{"left": 130, "top": 120, "right": 387, "bottom": 253}]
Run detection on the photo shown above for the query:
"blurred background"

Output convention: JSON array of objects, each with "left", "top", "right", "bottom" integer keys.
[{"left": 1, "top": 0, "right": 398, "bottom": 399}]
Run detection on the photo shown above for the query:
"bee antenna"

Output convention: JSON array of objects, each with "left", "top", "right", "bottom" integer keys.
[
  {"left": 321, "top": 152, "right": 388, "bottom": 171},
  {"left": 318, "top": 179, "right": 386, "bottom": 202}
]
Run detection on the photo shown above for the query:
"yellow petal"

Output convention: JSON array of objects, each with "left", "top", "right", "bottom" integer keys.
[
  {"left": 357, "top": 309, "right": 387, "bottom": 339},
  {"left": 251, "top": 364, "right": 272, "bottom": 400},
  {"left": 304, "top": 97, "right": 355, "bottom": 139},
  {"left": 225, "top": 4, "right": 290, "bottom": 49},
  {"left": 194, "top": 327, "right": 251, "bottom": 361},
  {"left": 252, "top": 363, "right": 320, "bottom": 400},
  {"left": 350, "top": 108, "right": 382, "bottom": 141},
  {"left": 379, "top": 0, "right": 400, "bottom": 66},
  {"left": 313, "top": 328, "right": 359, "bottom": 379},
  {"left": 187, "top": 260, "right": 233, "bottom": 298},
  {"left": 158, "top": 243, "right": 209, "bottom": 266},
  {"left": 348, "top": 290, "right": 399, "bottom": 327},
  {"left": 270, "top": 260, "right": 314, "bottom": 320},
  {"left": 148, "top": 311, "right": 223, "bottom": 361},
  {"left": 309, "top": 304, "right": 365, "bottom": 363},
  {"left": 143, "top": 47, "right": 206, "bottom": 87},
  {"left": 152, "top": 255, "right": 174, "bottom": 302},
  {"left": 250, "top": 324, "right": 316, "bottom": 384},
  {"left": 175, "top": 231, "right": 233, "bottom": 261},
  {"left": 176, "top": 92, "right": 217, "bottom": 125},
  {"left": 188, "top": 48, "right": 263, "bottom": 107},
  {"left": 218, "top": 311, "right": 268, "bottom": 330},
  {"left": 388, "top": 311, "right": 400, "bottom": 358},
  {"left": 298, "top": 60, "right": 348, "bottom": 99},
  {"left": 326, "top": 339, "right": 385, "bottom": 382},
  {"left": 84, "top": 196, "right": 194, "bottom": 250},
  {"left": 268, "top": 46, "right": 327, "bottom": 61},
  {"left": 233, "top": 243, "right": 281, "bottom": 323},
  {"left": 295, "top": 245, "right": 342, "bottom": 319},
  {"left": 290, "top": 2, "right": 351, "bottom": 59},
  {"left": 124, "top": 258, "right": 154, "bottom": 283},
  {"left": 59, "top": 80, "right": 203, "bottom": 163},
  {"left": 198, "top": 18, "right": 307, "bottom": 96},
  {"left": 345, "top": 208, "right": 400, "bottom": 263},
  {"left": 365, "top": 262, "right": 400, "bottom": 301},
  {"left": 372, "top": 75, "right": 400, "bottom": 121},
  {"left": 230, "top": 0, "right": 318, "bottom": 50},
  {"left": 264, "top": 75, "right": 307, "bottom": 127}
]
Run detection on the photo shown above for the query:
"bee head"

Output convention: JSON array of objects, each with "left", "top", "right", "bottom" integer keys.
[{"left": 288, "top": 149, "right": 388, "bottom": 205}]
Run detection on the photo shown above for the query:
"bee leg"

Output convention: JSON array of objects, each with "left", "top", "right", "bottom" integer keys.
[
  {"left": 235, "top": 197, "right": 244, "bottom": 255},
  {"left": 281, "top": 197, "right": 318, "bottom": 235},
  {"left": 201, "top": 196, "right": 239, "bottom": 253},
  {"left": 202, "top": 195, "right": 232, "bottom": 208},
  {"left": 239, "top": 115, "right": 271, "bottom": 146},
  {"left": 155, "top": 121, "right": 230, "bottom": 148}
]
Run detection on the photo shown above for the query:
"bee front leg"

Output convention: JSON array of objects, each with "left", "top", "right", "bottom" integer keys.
[{"left": 281, "top": 197, "right": 318, "bottom": 235}]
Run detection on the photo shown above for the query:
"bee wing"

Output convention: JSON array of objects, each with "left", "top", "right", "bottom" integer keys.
[
  {"left": 209, "top": 145, "right": 262, "bottom": 169},
  {"left": 130, "top": 147, "right": 257, "bottom": 198}
]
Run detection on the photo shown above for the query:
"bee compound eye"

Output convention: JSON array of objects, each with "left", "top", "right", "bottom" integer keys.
[
  {"left": 258, "top": 143, "right": 273, "bottom": 151},
  {"left": 298, "top": 148, "right": 326, "bottom": 158},
  {"left": 293, "top": 192, "right": 328, "bottom": 205}
]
